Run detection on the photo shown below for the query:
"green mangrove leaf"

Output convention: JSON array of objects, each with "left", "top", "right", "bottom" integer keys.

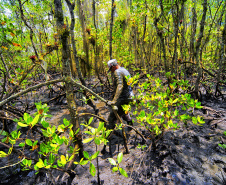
[
  {"left": 119, "top": 167, "right": 128, "bottom": 177},
  {"left": 83, "top": 151, "right": 89, "bottom": 159},
  {"left": 36, "top": 158, "right": 45, "bottom": 168},
  {"left": 19, "top": 142, "right": 25, "bottom": 147},
  {"left": 79, "top": 159, "right": 89, "bottom": 165},
  {"left": 83, "top": 137, "right": 94, "bottom": 144},
  {"left": 97, "top": 122, "right": 104, "bottom": 132},
  {"left": 88, "top": 117, "right": 93, "bottom": 125},
  {"left": 0, "top": 151, "right": 8, "bottom": 157},
  {"left": 84, "top": 131, "right": 93, "bottom": 135},
  {"left": 63, "top": 118, "right": 70, "bottom": 126},
  {"left": 117, "top": 152, "right": 123, "bottom": 164},
  {"left": 90, "top": 151, "right": 99, "bottom": 160},
  {"left": 108, "top": 158, "right": 116, "bottom": 166},
  {"left": 90, "top": 162, "right": 96, "bottom": 177},
  {"left": 94, "top": 137, "right": 101, "bottom": 145},
  {"left": 60, "top": 155, "right": 66, "bottom": 166},
  {"left": 25, "top": 139, "right": 33, "bottom": 146},
  {"left": 31, "top": 114, "right": 39, "bottom": 127},
  {"left": 112, "top": 166, "right": 118, "bottom": 172},
  {"left": 18, "top": 122, "right": 28, "bottom": 127}
]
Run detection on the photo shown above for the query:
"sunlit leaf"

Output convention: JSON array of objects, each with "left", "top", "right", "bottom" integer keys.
[
  {"left": 97, "top": 122, "right": 104, "bottom": 132},
  {"left": 57, "top": 125, "right": 65, "bottom": 133},
  {"left": 31, "top": 115, "right": 39, "bottom": 127},
  {"left": 84, "top": 131, "right": 93, "bottom": 135},
  {"left": 112, "top": 166, "right": 118, "bottom": 172},
  {"left": 108, "top": 158, "right": 116, "bottom": 165},
  {"left": 79, "top": 159, "right": 89, "bottom": 165},
  {"left": 36, "top": 158, "right": 45, "bottom": 168},
  {"left": 61, "top": 155, "right": 66, "bottom": 166},
  {"left": 74, "top": 128, "right": 80, "bottom": 135},
  {"left": 63, "top": 118, "right": 70, "bottom": 126},
  {"left": 90, "top": 151, "right": 99, "bottom": 160},
  {"left": 192, "top": 117, "right": 198, "bottom": 124},
  {"left": 90, "top": 162, "right": 96, "bottom": 177},
  {"left": 83, "top": 151, "right": 89, "bottom": 159},
  {"left": 41, "top": 120, "right": 49, "bottom": 128},
  {"left": 119, "top": 167, "right": 128, "bottom": 177},
  {"left": 69, "top": 155, "right": 74, "bottom": 162},
  {"left": 19, "top": 143, "right": 25, "bottom": 147},
  {"left": 26, "top": 139, "right": 33, "bottom": 146},
  {"left": 83, "top": 137, "right": 93, "bottom": 144},
  {"left": 88, "top": 117, "right": 93, "bottom": 125},
  {"left": 117, "top": 152, "right": 123, "bottom": 164},
  {"left": 94, "top": 137, "right": 101, "bottom": 145},
  {"left": 0, "top": 151, "right": 8, "bottom": 157}
]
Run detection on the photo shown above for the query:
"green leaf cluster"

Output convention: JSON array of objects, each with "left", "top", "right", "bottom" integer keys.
[
  {"left": 0, "top": 102, "right": 75, "bottom": 172},
  {"left": 108, "top": 152, "right": 128, "bottom": 177},
  {"left": 132, "top": 73, "right": 205, "bottom": 142}
]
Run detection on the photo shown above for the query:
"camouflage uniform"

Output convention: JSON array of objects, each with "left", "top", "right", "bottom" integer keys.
[{"left": 107, "top": 67, "right": 134, "bottom": 129}]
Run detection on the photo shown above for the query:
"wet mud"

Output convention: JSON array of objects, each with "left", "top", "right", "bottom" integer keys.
[{"left": 0, "top": 85, "right": 225, "bottom": 185}]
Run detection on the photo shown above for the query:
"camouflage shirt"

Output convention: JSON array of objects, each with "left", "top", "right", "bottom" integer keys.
[{"left": 112, "top": 67, "right": 134, "bottom": 102}]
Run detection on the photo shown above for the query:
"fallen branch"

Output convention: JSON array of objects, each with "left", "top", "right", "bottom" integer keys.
[
  {"left": 202, "top": 106, "right": 224, "bottom": 117},
  {"left": 0, "top": 116, "right": 15, "bottom": 121},
  {"left": 0, "top": 78, "right": 65, "bottom": 107},
  {"left": 178, "top": 60, "right": 216, "bottom": 77},
  {"left": 70, "top": 77, "right": 108, "bottom": 104},
  {"left": 6, "top": 64, "right": 36, "bottom": 99},
  {"left": 122, "top": 124, "right": 147, "bottom": 143},
  {"left": 210, "top": 118, "right": 226, "bottom": 126}
]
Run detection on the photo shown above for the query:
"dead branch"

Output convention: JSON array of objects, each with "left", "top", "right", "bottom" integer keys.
[
  {"left": 122, "top": 124, "right": 147, "bottom": 143},
  {"left": 202, "top": 106, "right": 224, "bottom": 117},
  {"left": 0, "top": 78, "right": 65, "bottom": 107},
  {"left": 178, "top": 60, "right": 216, "bottom": 77},
  {"left": 70, "top": 77, "right": 108, "bottom": 104}
]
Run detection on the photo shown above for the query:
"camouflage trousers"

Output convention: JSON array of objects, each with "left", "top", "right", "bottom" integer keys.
[{"left": 107, "top": 98, "right": 133, "bottom": 130}]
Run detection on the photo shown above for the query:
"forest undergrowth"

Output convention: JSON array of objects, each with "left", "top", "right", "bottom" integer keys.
[
  {"left": 0, "top": 71, "right": 225, "bottom": 185},
  {"left": 0, "top": 0, "right": 226, "bottom": 184}
]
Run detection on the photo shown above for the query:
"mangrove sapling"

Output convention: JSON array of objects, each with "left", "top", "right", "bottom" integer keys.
[
  {"left": 0, "top": 102, "right": 79, "bottom": 183},
  {"left": 80, "top": 117, "right": 111, "bottom": 184},
  {"left": 108, "top": 152, "right": 128, "bottom": 177},
  {"left": 0, "top": 103, "right": 129, "bottom": 184},
  {"left": 128, "top": 73, "right": 205, "bottom": 149},
  {"left": 218, "top": 131, "right": 226, "bottom": 150}
]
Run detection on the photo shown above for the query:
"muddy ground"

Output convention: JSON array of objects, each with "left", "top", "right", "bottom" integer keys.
[{"left": 0, "top": 81, "right": 225, "bottom": 185}]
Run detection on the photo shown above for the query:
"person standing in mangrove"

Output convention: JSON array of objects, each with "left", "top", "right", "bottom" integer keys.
[{"left": 106, "top": 59, "right": 134, "bottom": 130}]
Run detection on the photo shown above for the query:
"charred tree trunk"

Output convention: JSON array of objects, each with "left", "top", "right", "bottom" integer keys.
[
  {"left": 194, "top": 0, "right": 207, "bottom": 100},
  {"left": 179, "top": 0, "right": 185, "bottom": 79},
  {"left": 154, "top": 0, "right": 168, "bottom": 72},
  {"left": 77, "top": 0, "right": 90, "bottom": 77},
  {"left": 171, "top": 2, "right": 179, "bottom": 76},
  {"left": 216, "top": 10, "right": 226, "bottom": 99},
  {"left": 109, "top": 0, "right": 115, "bottom": 59},
  {"left": 54, "top": 0, "right": 83, "bottom": 157},
  {"left": 139, "top": 0, "right": 148, "bottom": 73},
  {"left": 65, "top": 0, "right": 99, "bottom": 116},
  {"left": 189, "top": 0, "right": 197, "bottom": 68},
  {"left": 92, "top": 0, "right": 104, "bottom": 84}
]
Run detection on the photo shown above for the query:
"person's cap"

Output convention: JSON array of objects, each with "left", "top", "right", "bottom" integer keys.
[{"left": 107, "top": 59, "right": 118, "bottom": 72}]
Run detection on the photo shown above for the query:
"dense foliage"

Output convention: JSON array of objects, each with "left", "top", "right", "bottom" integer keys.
[{"left": 0, "top": 0, "right": 225, "bottom": 184}]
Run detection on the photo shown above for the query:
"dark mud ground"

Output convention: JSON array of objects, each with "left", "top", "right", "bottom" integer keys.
[{"left": 0, "top": 84, "right": 226, "bottom": 185}]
